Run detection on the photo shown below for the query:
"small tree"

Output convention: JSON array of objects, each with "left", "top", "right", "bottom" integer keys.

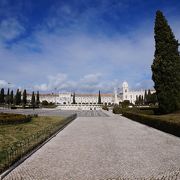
[
  {"left": 138, "top": 95, "right": 144, "bottom": 106},
  {"left": 42, "top": 100, "right": 48, "bottom": 106},
  {"left": 6, "top": 88, "right": 10, "bottom": 105},
  {"left": 144, "top": 90, "right": 148, "bottom": 105},
  {"left": 72, "top": 92, "right": 76, "bottom": 104},
  {"left": 122, "top": 100, "right": 130, "bottom": 108},
  {"left": 135, "top": 95, "right": 139, "bottom": 106},
  {"left": 0, "top": 88, "right": 5, "bottom": 104},
  {"left": 23, "top": 89, "right": 27, "bottom": 107},
  {"left": 15, "top": 89, "right": 21, "bottom": 105},
  {"left": 36, "top": 91, "right": 40, "bottom": 106},
  {"left": 10, "top": 90, "right": 14, "bottom": 104},
  {"left": 98, "top": 90, "right": 101, "bottom": 104},
  {"left": 31, "top": 91, "right": 35, "bottom": 109},
  {"left": 146, "top": 89, "right": 151, "bottom": 104}
]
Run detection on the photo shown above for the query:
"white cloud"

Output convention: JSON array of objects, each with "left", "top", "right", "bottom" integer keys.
[
  {"left": 0, "top": 80, "right": 14, "bottom": 88},
  {"left": 0, "top": 18, "right": 25, "bottom": 41},
  {"left": 0, "top": 11, "right": 180, "bottom": 93},
  {"left": 33, "top": 73, "right": 120, "bottom": 93},
  {"left": 80, "top": 73, "right": 102, "bottom": 84}
]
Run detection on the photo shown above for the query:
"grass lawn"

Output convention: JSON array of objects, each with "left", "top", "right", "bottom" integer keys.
[
  {"left": 121, "top": 108, "right": 180, "bottom": 137},
  {"left": 0, "top": 116, "right": 65, "bottom": 151},
  {"left": 0, "top": 115, "right": 73, "bottom": 173},
  {"left": 130, "top": 108, "right": 180, "bottom": 123}
]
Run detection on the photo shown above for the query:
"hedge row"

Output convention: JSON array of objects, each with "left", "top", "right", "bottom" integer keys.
[
  {"left": 122, "top": 111, "right": 180, "bottom": 137},
  {"left": 0, "top": 113, "right": 33, "bottom": 125}
]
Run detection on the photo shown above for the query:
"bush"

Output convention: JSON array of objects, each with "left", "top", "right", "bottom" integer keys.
[
  {"left": 11, "top": 106, "right": 17, "bottom": 109},
  {"left": 102, "top": 105, "right": 109, "bottom": 111},
  {"left": 0, "top": 113, "right": 32, "bottom": 125},
  {"left": 113, "top": 105, "right": 122, "bottom": 114},
  {"left": 122, "top": 111, "right": 180, "bottom": 137},
  {"left": 41, "top": 100, "right": 48, "bottom": 106}
]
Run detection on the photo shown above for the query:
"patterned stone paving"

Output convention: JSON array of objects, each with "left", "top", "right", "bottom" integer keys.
[
  {"left": 2, "top": 111, "right": 180, "bottom": 180},
  {"left": 0, "top": 109, "right": 109, "bottom": 117}
]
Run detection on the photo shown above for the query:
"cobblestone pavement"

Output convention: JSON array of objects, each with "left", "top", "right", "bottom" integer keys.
[
  {"left": 2, "top": 112, "right": 180, "bottom": 180},
  {"left": 0, "top": 109, "right": 108, "bottom": 117}
]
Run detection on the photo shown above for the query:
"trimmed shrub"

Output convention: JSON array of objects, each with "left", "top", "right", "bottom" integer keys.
[
  {"left": 0, "top": 113, "right": 32, "bottom": 125},
  {"left": 122, "top": 111, "right": 180, "bottom": 137},
  {"left": 102, "top": 105, "right": 109, "bottom": 111}
]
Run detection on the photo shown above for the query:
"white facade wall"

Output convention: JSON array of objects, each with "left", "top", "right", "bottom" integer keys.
[
  {"left": 59, "top": 94, "right": 114, "bottom": 105},
  {"left": 122, "top": 81, "right": 155, "bottom": 104},
  {"left": 26, "top": 82, "right": 155, "bottom": 106}
]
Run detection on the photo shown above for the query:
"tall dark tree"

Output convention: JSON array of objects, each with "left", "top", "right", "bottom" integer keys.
[
  {"left": 72, "top": 92, "right": 76, "bottom": 104},
  {"left": 140, "top": 95, "right": 144, "bottom": 105},
  {"left": 144, "top": 90, "right": 148, "bottom": 105},
  {"left": 150, "top": 93, "right": 158, "bottom": 105},
  {"left": 147, "top": 89, "right": 152, "bottom": 104},
  {"left": 36, "top": 91, "right": 40, "bottom": 106},
  {"left": 31, "top": 91, "right": 35, "bottom": 109},
  {"left": 135, "top": 95, "right": 139, "bottom": 105},
  {"left": 10, "top": 90, "right": 14, "bottom": 104},
  {"left": 0, "top": 88, "right": 5, "bottom": 104},
  {"left": 15, "top": 89, "right": 19, "bottom": 105},
  {"left": 19, "top": 91, "right": 22, "bottom": 105},
  {"left": 15, "top": 89, "right": 21, "bottom": 105},
  {"left": 152, "top": 10, "right": 180, "bottom": 113},
  {"left": 98, "top": 90, "right": 101, "bottom": 104},
  {"left": 23, "top": 89, "right": 27, "bottom": 106},
  {"left": 6, "top": 88, "right": 10, "bottom": 105}
]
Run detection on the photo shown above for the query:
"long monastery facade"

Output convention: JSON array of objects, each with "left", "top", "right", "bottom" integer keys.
[{"left": 27, "top": 81, "right": 155, "bottom": 105}]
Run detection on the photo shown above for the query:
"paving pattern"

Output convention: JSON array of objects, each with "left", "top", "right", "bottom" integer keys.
[
  {"left": 2, "top": 111, "right": 180, "bottom": 180},
  {"left": 0, "top": 109, "right": 108, "bottom": 117}
]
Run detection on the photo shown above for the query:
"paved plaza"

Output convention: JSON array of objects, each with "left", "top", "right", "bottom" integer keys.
[
  {"left": 0, "top": 108, "right": 109, "bottom": 117},
  {"left": 1, "top": 110, "right": 180, "bottom": 179}
]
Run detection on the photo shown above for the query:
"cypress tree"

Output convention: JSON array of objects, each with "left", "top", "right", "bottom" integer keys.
[
  {"left": 135, "top": 95, "right": 139, "bottom": 105},
  {"left": 6, "top": 88, "right": 10, "bottom": 105},
  {"left": 15, "top": 89, "right": 19, "bottom": 105},
  {"left": 0, "top": 88, "right": 5, "bottom": 104},
  {"left": 147, "top": 89, "right": 151, "bottom": 104},
  {"left": 72, "top": 92, "right": 76, "bottom": 104},
  {"left": 36, "top": 91, "right": 40, "bottom": 106},
  {"left": 23, "top": 89, "right": 27, "bottom": 106},
  {"left": 152, "top": 10, "right": 180, "bottom": 113},
  {"left": 98, "top": 90, "right": 101, "bottom": 104},
  {"left": 144, "top": 90, "right": 148, "bottom": 105},
  {"left": 10, "top": 90, "right": 14, "bottom": 104},
  {"left": 15, "top": 89, "right": 22, "bottom": 105},
  {"left": 31, "top": 91, "right": 35, "bottom": 109}
]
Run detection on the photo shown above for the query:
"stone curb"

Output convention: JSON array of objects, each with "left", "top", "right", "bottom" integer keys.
[{"left": 0, "top": 114, "right": 77, "bottom": 180}]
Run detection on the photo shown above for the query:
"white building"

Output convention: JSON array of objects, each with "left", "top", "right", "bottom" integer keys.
[
  {"left": 27, "top": 81, "right": 155, "bottom": 106},
  {"left": 120, "top": 81, "right": 155, "bottom": 104},
  {"left": 122, "top": 81, "right": 144, "bottom": 104},
  {"left": 58, "top": 93, "right": 114, "bottom": 105}
]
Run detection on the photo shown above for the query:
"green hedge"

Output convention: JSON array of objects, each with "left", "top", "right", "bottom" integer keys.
[
  {"left": 122, "top": 111, "right": 180, "bottom": 137},
  {"left": 0, "top": 113, "right": 32, "bottom": 125}
]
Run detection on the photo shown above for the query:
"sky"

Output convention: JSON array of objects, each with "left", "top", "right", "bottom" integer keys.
[{"left": 0, "top": 0, "right": 180, "bottom": 93}]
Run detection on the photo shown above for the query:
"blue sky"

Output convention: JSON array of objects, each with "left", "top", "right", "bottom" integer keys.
[{"left": 0, "top": 0, "right": 180, "bottom": 93}]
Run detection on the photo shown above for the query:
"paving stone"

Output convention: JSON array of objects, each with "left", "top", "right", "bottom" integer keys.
[{"left": 2, "top": 111, "right": 180, "bottom": 179}]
